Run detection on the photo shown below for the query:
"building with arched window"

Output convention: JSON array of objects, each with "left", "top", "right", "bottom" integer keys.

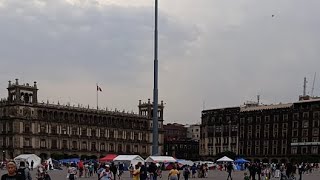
[{"left": 0, "top": 79, "right": 165, "bottom": 160}]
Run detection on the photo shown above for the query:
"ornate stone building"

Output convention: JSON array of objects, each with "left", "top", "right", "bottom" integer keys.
[
  {"left": 201, "top": 98, "right": 320, "bottom": 163},
  {"left": 0, "top": 79, "right": 164, "bottom": 160}
]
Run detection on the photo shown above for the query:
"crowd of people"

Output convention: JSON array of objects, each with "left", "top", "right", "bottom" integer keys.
[{"left": 0, "top": 160, "right": 51, "bottom": 180}]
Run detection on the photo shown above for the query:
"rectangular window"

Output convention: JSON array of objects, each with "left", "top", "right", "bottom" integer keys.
[
  {"left": 314, "top": 112, "right": 319, "bottom": 119},
  {"left": 24, "top": 138, "right": 31, "bottom": 147},
  {"left": 240, "top": 118, "right": 245, "bottom": 124},
  {"left": 292, "top": 130, "right": 298, "bottom": 137},
  {"left": 274, "top": 115, "right": 279, "bottom": 122},
  {"left": 313, "top": 120, "right": 319, "bottom": 127},
  {"left": 303, "top": 121, "right": 309, "bottom": 128},
  {"left": 283, "top": 114, "right": 288, "bottom": 121},
  {"left": 256, "top": 116, "right": 261, "bottom": 123},
  {"left": 51, "top": 139, "right": 57, "bottom": 149},
  {"left": 293, "top": 121, "right": 299, "bottom": 128},
  {"left": 293, "top": 113, "right": 299, "bottom": 120},
  {"left": 248, "top": 117, "right": 253, "bottom": 123},
  {"left": 265, "top": 116, "right": 270, "bottom": 123},
  {"left": 62, "top": 140, "right": 68, "bottom": 149},
  {"left": 282, "top": 123, "right": 288, "bottom": 130},
  {"left": 302, "top": 147, "right": 307, "bottom": 154},
  {"left": 313, "top": 129, "right": 319, "bottom": 136},
  {"left": 312, "top": 146, "right": 318, "bottom": 154},
  {"left": 291, "top": 147, "right": 297, "bottom": 154},
  {"left": 302, "top": 129, "right": 308, "bottom": 137},
  {"left": 303, "top": 112, "right": 309, "bottom": 119}
]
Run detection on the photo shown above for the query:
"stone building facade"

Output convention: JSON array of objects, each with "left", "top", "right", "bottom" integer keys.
[
  {"left": 163, "top": 123, "right": 199, "bottom": 160},
  {"left": 0, "top": 79, "right": 164, "bottom": 160},
  {"left": 201, "top": 98, "right": 320, "bottom": 163},
  {"left": 186, "top": 124, "right": 201, "bottom": 141}
]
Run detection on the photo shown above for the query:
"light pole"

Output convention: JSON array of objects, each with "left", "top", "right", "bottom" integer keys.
[
  {"left": 152, "top": 0, "right": 159, "bottom": 156},
  {"left": 2, "top": 151, "right": 5, "bottom": 162}
]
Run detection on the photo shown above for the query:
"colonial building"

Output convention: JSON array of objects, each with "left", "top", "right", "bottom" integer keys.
[
  {"left": 201, "top": 97, "right": 320, "bottom": 163},
  {"left": 0, "top": 79, "right": 165, "bottom": 160},
  {"left": 200, "top": 107, "right": 239, "bottom": 160},
  {"left": 164, "top": 123, "right": 199, "bottom": 160},
  {"left": 186, "top": 124, "right": 201, "bottom": 141}
]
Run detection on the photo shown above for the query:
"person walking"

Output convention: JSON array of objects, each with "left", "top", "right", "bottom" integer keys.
[
  {"left": 183, "top": 165, "right": 190, "bottom": 180},
  {"left": 226, "top": 162, "right": 233, "bottom": 180}
]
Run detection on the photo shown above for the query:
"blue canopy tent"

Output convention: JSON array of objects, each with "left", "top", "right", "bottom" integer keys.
[
  {"left": 59, "top": 158, "right": 80, "bottom": 164},
  {"left": 234, "top": 158, "right": 249, "bottom": 170},
  {"left": 234, "top": 158, "right": 249, "bottom": 163}
]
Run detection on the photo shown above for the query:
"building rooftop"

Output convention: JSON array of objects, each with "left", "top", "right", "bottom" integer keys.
[{"left": 240, "top": 103, "right": 293, "bottom": 112}]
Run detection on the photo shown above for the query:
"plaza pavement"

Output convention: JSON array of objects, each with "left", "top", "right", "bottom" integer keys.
[{"left": 1, "top": 168, "right": 320, "bottom": 180}]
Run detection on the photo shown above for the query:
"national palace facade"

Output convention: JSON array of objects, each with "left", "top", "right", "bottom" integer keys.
[
  {"left": 200, "top": 97, "right": 320, "bottom": 163},
  {"left": 0, "top": 79, "right": 164, "bottom": 160}
]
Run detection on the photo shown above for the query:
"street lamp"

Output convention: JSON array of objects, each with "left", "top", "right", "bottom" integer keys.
[{"left": 2, "top": 151, "right": 5, "bottom": 162}]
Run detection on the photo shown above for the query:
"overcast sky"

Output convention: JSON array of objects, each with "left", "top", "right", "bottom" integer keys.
[{"left": 1, "top": 0, "right": 320, "bottom": 124}]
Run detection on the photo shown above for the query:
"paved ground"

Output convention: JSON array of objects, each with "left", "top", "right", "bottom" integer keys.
[{"left": 1, "top": 168, "right": 320, "bottom": 180}]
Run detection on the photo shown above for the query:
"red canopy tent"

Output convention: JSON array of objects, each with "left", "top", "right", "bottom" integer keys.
[{"left": 99, "top": 154, "right": 117, "bottom": 162}]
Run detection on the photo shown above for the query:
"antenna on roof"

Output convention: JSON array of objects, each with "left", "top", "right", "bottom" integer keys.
[
  {"left": 257, "top": 95, "right": 260, "bottom": 105},
  {"left": 311, "top": 72, "right": 316, "bottom": 97},
  {"left": 202, "top": 100, "right": 206, "bottom": 110},
  {"left": 303, "top": 77, "right": 308, "bottom": 96}
]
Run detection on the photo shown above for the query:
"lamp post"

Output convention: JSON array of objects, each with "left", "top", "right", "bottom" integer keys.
[
  {"left": 152, "top": 0, "right": 159, "bottom": 156},
  {"left": 2, "top": 151, "right": 5, "bottom": 162}
]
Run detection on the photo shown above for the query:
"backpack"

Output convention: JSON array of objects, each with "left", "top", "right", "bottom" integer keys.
[
  {"left": 17, "top": 168, "right": 26, "bottom": 180},
  {"left": 184, "top": 168, "right": 190, "bottom": 176}
]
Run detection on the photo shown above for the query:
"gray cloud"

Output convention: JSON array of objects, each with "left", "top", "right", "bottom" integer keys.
[{"left": 0, "top": 0, "right": 320, "bottom": 124}]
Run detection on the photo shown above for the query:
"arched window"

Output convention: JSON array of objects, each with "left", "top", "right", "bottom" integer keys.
[
  {"left": 109, "top": 143, "right": 114, "bottom": 152},
  {"left": 118, "top": 144, "right": 122, "bottom": 152}
]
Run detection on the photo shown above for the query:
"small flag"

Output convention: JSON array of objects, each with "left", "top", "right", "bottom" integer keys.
[{"left": 97, "top": 85, "right": 102, "bottom": 92}]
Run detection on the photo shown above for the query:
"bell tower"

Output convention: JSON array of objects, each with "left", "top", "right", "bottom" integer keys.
[
  {"left": 7, "top": 79, "right": 38, "bottom": 104},
  {"left": 138, "top": 99, "right": 164, "bottom": 120}
]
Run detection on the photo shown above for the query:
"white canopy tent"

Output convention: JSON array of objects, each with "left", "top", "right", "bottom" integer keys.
[
  {"left": 113, "top": 155, "right": 145, "bottom": 167},
  {"left": 216, "top": 156, "right": 234, "bottom": 162},
  {"left": 14, "top": 154, "right": 41, "bottom": 168},
  {"left": 145, "top": 156, "right": 176, "bottom": 163}
]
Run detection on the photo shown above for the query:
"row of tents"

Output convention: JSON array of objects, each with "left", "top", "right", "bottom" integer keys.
[{"left": 13, "top": 154, "right": 251, "bottom": 171}]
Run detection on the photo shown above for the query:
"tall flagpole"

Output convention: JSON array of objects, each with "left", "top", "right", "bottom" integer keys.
[
  {"left": 152, "top": 0, "right": 159, "bottom": 156},
  {"left": 96, "top": 83, "right": 99, "bottom": 110}
]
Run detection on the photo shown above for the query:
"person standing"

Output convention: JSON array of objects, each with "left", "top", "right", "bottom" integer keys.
[
  {"left": 139, "top": 164, "right": 147, "bottom": 180},
  {"left": 132, "top": 165, "right": 140, "bottom": 180},
  {"left": 18, "top": 161, "right": 32, "bottom": 180},
  {"left": 30, "top": 161, "right": 34, "bottom": 171},
  {"left": 67, "top": 163, "right": 77, "bottom": 180},
  {"left": 226, "top": 162, "right": 233, "bottom": 180},
  {"left": 128, "top": 164, "right": 134, "bottom": 178},
  {"left": 99, "top": 165, "right": 114, "bottom": 180},
  {"left": 168, "top": 166, "right": 179, "bottom": 180},
  {"left": 110, "top": 163, "right": 117, "bottom": 180},
  {"left": 1, "top": 161, "right": 23, "bottom": 180}
]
